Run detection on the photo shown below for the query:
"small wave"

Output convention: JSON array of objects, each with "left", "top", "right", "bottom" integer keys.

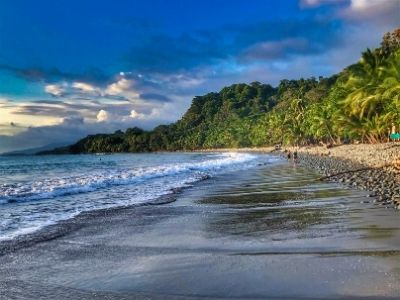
[{"left": 0, "top": 152, "right": 257, "bottom": 204}]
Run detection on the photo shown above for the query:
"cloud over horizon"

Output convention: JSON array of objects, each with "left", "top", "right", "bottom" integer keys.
[{"left": 0, "top": 0, "right": 399, "bottom": 152}]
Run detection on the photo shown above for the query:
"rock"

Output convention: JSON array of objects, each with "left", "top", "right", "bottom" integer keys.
[{"left": 291, "top": 148, "right": 400, "bottom": 209}]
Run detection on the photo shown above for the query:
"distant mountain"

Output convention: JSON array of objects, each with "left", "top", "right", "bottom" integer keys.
[{"left": 1, "top": 143, "right": 68, "bottom": 156}]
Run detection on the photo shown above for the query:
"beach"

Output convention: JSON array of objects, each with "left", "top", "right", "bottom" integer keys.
[
  {"left": 1, "top": 150, "right": 400, "bottom": 299},
  {"left": 205, "top": 143, "right": 400, "bottom": 209}
]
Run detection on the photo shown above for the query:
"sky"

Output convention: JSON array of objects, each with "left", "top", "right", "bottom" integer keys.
[{"left": 0, "top": 0, "right": 399, "bottom": 152}]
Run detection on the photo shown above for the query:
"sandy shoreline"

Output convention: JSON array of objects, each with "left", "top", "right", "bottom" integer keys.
[{"left": 0, "top": 186, "right": 184, "bottom": 257}]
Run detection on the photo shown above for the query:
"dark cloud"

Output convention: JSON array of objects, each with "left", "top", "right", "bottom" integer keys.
[
  {"left": 139, "top": 93, "right": 172, "bottom": 102},
  {"left": 11, "top": 105, "right": 81, "bottom": 117},
  {"left": 8, "top": 101, "right": 98, "bottom": 118},
  {"left": 122, "top": 18, "right": 343, "bottom": 73},
  {"left": 123, "top": 32, "right": 226, "bottom": 73},
  {"left": 33, "top": 99, "right": 65, "bottom": 105},
  {"left": 105, "top": 95, "right": 131, "bottom": 102},
  {"left": 0, "top": 1, "right": 395, "bottom": 91},
  {"left": 0, "top": 64, "right": 111, "bottom": 85},
  {"left": 0, "top": 10, "right": 361, "bottom": 92},
  {"left": 62, "top": 116, "right": 85, "bottom": 125},
  {"left": 239, "top": 38, "right": 314, "bottom": 62}
]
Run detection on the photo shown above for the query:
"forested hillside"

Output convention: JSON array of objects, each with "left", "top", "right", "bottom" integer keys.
[{"left": 42, "top": 28, "right": 400, "bottom": 154}]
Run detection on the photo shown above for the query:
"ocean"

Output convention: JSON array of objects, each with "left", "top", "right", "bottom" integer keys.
[{"left": 0, "top": 152, "right": 264, "bottom": 241}]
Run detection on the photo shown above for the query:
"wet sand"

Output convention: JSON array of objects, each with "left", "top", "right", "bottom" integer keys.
[{"left": 1, "top": 158, "right": 400, "bottom": 299}]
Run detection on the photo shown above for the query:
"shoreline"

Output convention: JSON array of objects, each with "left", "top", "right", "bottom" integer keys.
[
  {"left": 237, "top": 143, "right": 400, "bottom": 210},
  {"left": 0, "top": 187, "right": 184, "bottom": 257},
  {"left": 201, "top": 143, "right": 400, "bottom": 209}
]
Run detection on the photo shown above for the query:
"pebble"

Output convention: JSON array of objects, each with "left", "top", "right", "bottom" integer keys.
[{"left": 282, "top": 151, "right": 400, "bottom": 210}]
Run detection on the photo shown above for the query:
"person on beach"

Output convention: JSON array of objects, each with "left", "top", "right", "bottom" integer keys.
[
  {"left": 287, "top": 150, "right": 292, "bottom": 160},
  {"left": 390, "top": 123, "right": 399, "bottom": 142},
  {"left": 293, "top": 150, "right": 298, "bottom": 162}
]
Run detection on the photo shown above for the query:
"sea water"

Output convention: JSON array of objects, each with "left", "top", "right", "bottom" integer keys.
[{"left": 0, "top": 152, "right": 265, "bottom": 241}]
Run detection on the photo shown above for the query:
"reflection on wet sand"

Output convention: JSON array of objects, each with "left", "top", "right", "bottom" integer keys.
[{"left": 199, "top": 166, "right": 351, "bottom": 238}]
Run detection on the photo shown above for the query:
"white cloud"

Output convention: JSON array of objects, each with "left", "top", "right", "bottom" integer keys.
[
  {"left": 130, "top": 109, "right": 145, "bottom": 119},
  {"left": 300, "top": 0, "right": 342, "bottom": 7},
  {"left": 300, "top": 0, "right": 400, "bottom": 25},
  {"left": 301, "top": 0, "right": 400, "bottom": 25},
  {"left": 350, "top": 0, "right": 384, "bottom": 11},
  {"left": 45, "top": 84, "right": 65, "bottom": 97},
  {"left": 343, "top": 0, "right": 399, "bottom": 19},
  {"left": 45, "top": 79, "right": 140, "bottom": 99},
  {"left": 96, "top": 109, "right": 109, "bottom": 122},
  {"left": 130, "top": 109, "right": 139, "bottom": 118},
  {"left": 105, "top": 78, "right": 133, "bottom": 95},
  {"left": 72, "top": 82, "right": 100, "bottom": 94},
  {"left": 0, "top": 98, "right": 63, "bottom": 130}
]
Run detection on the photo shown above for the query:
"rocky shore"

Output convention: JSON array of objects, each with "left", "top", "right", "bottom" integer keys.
[{"left": 286, "top": 143, "right": 400, "bottom": 210}]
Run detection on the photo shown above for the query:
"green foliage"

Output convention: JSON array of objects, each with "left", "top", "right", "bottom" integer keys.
[
  {"left": 332, "top": 42, "right": 400, "bottom": 143},
  {"left": 41, "top": 28, "right": 400, "bottom": 154}
]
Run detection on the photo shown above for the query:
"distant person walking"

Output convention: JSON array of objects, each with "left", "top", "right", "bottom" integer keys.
[
  {"left": 293, "top": 150, "right": 298, "bottom": 163},
  {"left": 287, "top": 150, "right": 292, "bottom": 160}
]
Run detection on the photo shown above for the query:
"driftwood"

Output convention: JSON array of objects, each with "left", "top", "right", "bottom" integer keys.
[{"left": 318, "top": 163, "right": 394, "bottom": 181}]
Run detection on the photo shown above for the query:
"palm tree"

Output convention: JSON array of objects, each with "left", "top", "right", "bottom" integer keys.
[
  {"left": 381, "top": 49, "right": 400, "bottom": 109},
  {"left": 342, "top": 49, "right": 384, "bottom": 119}
]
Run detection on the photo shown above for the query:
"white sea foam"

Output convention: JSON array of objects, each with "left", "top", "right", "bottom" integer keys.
[{"left": 0, "top": 152, "right": 256, "bottom": 204}]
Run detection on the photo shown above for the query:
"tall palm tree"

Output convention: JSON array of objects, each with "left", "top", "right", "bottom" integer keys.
[{"left": 342, "top": 49, "right": 384, "bottom": 119}]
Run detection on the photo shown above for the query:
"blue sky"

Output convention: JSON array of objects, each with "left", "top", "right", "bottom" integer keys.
[{"left": 0, "top": 0, "right": 399, "bottom": 152}]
